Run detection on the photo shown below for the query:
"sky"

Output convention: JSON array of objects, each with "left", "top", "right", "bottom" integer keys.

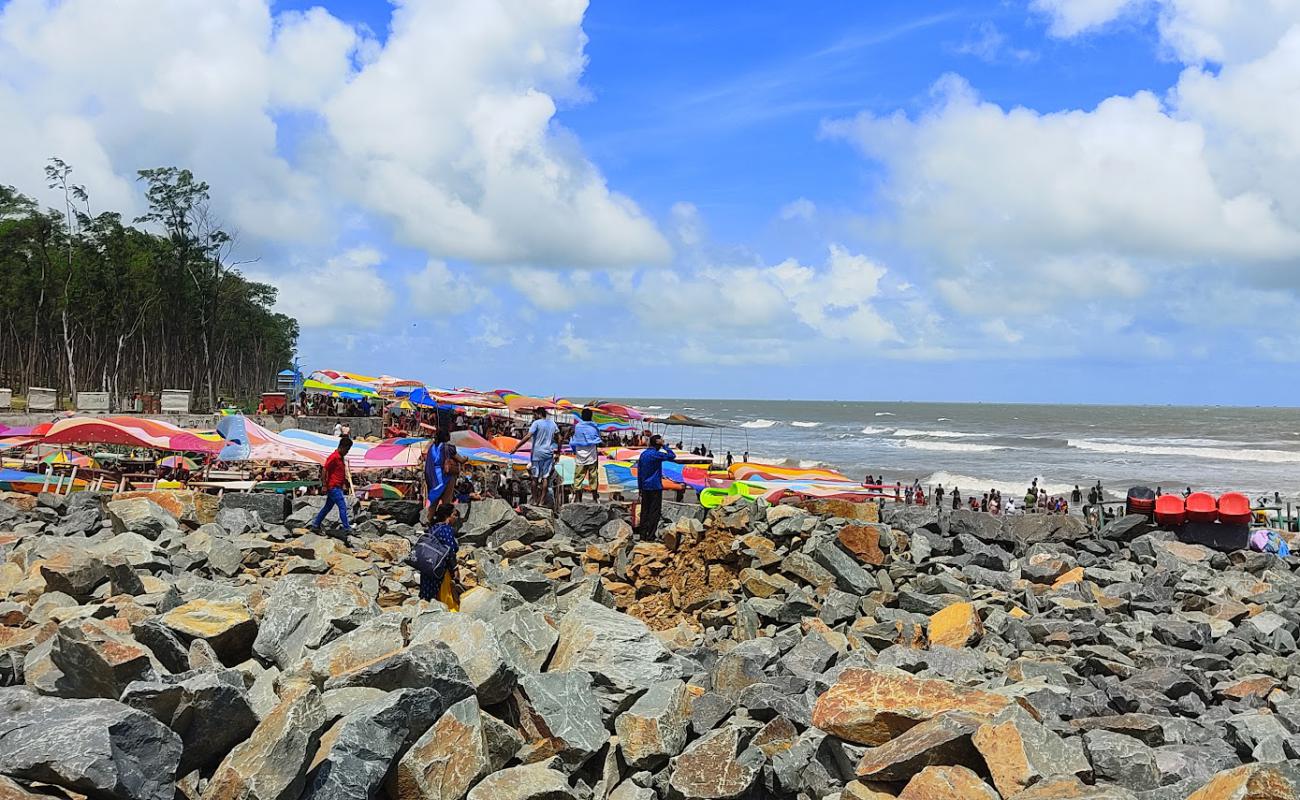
[{"left": 3, "top": 0, "right": 1300, "bottom": 404}]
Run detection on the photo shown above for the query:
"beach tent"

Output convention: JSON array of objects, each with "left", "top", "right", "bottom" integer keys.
[{"left": 39, "top": 416, "right": 224, "bottom": 453}]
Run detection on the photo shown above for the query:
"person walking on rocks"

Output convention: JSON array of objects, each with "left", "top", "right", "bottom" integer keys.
[
  {"left": 635, "top": 434, "right": 676, "bottom": 539},
  {"left": 570, "top": 408, "right": 602, "bottom": 503},
  {"left": 412, "top": 503, "right": 459, "bottom": 606},
  {"left": 310, "top": 437, "right": 353, "bottom": 537},
  {"left": 511, "top": 407, "right": 559, "bottom": 506}
]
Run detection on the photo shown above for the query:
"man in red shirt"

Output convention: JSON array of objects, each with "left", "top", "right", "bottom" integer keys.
[{"left": 310, "top": 437, "right": 354, "bottom": 536}]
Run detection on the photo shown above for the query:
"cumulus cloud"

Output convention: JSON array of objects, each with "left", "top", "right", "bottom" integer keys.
[
  {"left": 0, "top": 0, "right": 668, "bottom": 284},
  {"left": 406, "top": 260, "right": 489, "bottom": 314},
  {"left": 249, "top": 247, "right": 395, "bottom": 329},
  {"left": 823, "top": 14, "right": 1300, "bottom": 331},
  {"left": 635, "top": 245, "right": 899, "bottom": 346},
  {"left": 1031, "top": 0, "right": 1139, "bottom": 37},
  {"left": 778, "top": 197, "right": 817, "bottom": 221}
]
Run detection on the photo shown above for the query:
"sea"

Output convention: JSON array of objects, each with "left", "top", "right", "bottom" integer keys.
[{"left": 614, "top": 399, "right": 1300, "bottom": 502}]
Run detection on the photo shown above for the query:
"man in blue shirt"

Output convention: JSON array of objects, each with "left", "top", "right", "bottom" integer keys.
[
  {"left": 635, "top": 434, "right": 676, "bottom": 539},
  {"left": 570, "top": 408, "right": 603, "bottom": 503},
  {"left": 511, "top": 407, "right": 559, "bottom": 505}
]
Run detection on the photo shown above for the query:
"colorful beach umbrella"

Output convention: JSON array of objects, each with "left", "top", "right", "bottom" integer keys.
[
  {"left": 358, "top": 482, "right": 404, "bottom": 499},
  {"left": 39, "top": 450, "right": 98, "bottom": 468},
  {"left": 157, "top": 455, "right": 199, "bottom": 471}
]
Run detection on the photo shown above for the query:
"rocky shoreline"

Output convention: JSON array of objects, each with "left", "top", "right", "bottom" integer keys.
[{"left": 2, "top": 489, "right": 1299, "bottom": 800}]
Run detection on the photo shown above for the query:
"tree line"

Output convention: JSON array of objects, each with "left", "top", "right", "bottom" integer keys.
[{"left": 0, "top": 160, "right": 298, "bottom": 412}]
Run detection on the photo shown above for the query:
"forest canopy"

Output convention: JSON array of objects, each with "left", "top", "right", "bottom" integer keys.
[{"left": 0, "top": 160, "right": 298, "bottom": 411}]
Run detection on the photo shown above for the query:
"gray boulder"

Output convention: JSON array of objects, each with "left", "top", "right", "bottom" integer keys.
[
  {"left": 389, "top": 696, "right": 522, "bottom": 800},
  {"left": 201, "top": 682, "right": 330, "bottom": 800},
  {"left": 548, "top": 599, "right": 683, "bottom": 714},
  {"left": 253, "top": 575, "right": 380, "bottom": 669},
  {"left": 216, "top": 506, "right": 262, "bottom": 535},
  {"left": 615, "top": 679, "right": 691, "bottom": 768},
  {"left": 219, "top": 492, "right": 288, "bottom": 525},
  {"left": 107, "top": 497, "right": 178, "bottom": 539},
  {"left": 1084, "top": 730, "right": 1162, "bottom": 791},
  {"left": 301, "top": 688, "right": 446, "bottom": 800},
  {"left": 557, "top": 503, "right": 611, "bottom": 539},
  {"left": 668, "top": 725, "right": 764, "bottom": 800},
  {"left": 121, "top": 669, "right": 259, "bottom": 773},
  {"left": 516, "top": 671, "right": 609, "bottom": 766},
  {"left": 465, "top": 761, "right": 574, "bottom": 800},
  {"left": 323, "top": 640, "right": 476, "bottom": 701},
  {"left": 0, "top": 687, "right": 182, "bottom": 800},
  {"left": 411, "top": 613, "right": 516, "bottom": 704}
]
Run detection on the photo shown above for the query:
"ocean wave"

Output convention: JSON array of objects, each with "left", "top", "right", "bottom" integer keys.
[
  {"left": 790, "top": 421, "right": 821, "bottom": 428},
  {"left": 902, "top": 440, "right": 1007, "bottom": 453},
  {"left": 747, "top": 455, "right": 835, "bottom": 470},
  {"left": 918, "top": 471, "right": 1083, "bottom": 499},
  {"left": 892, "top": 428, "right": 990, "bottom": 439},
  {"left": 740, "top": 419, "right": 778, "bottom": 429},
  {"left": 936, "top": 417, "right": 951, "bottom": 421},
  {"left": 1069, "top": 439, "right": 1300, "bottom": 464},
  {"left": 643, "top": 405, "right": 663, "bottom": 410},
  {"left": 860, "top": 426, "right": 893, "bottom": 435},
  {"left": 875, "top": 412, "right": 895, "bottom": 417}
]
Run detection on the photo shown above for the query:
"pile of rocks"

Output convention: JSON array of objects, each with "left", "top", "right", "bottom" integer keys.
[{"left": 2, "top": 488, "right": 1300, "bottom": 800}]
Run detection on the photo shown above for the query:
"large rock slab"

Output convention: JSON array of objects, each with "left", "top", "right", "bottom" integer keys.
[
  {"left": 303, "top": 612, "right": 407, "bottom": 684},
  {"left": 107, "top": 496, "right": 181, "bottom": 539},
  {"left": 812, "top": 668, "right": 1021, "bottom": 746},
  {"left": 972, "top": 706, "right": 1091, "bottom": 797},
  {"left": 112, "top": 489, "right": 217, "bottom": 526},
  {"left": 253, "top": 575, "right": 380, "bottom": 670},
  {"left": 548, "top": 599, "right": 682, "bottom": 713},
  {"left": 323, "top": 640, "right": 475, "bottom": 700},
  {"left": 0, "top": 687, "right": 182, "bottom": 800},
  {"left": 516, "top": 671, "right": 609, "bottom": 766},
  {"left": 492, "top": 605, "right": 559, "bottom": 674},
  {"left": 668, "top": 725, "right": 764, "bottom": 800},
  {"left": 615, "top": 679, "right": 692, "bottom": 769},
  {"left": 465, "top": 761, "right": 574, "bottom": 800},
  {"left": 121, "top": 669, "right": 259, "bottom": 773},
  {"left": 37, "top": 544, "right": 106, "bottom": 597},
  {"left": 25, "top": 618, "right": 158, "bottom": 699},
  {"left": 202, "top": 682, "right": 330, "bottom": 800},
  {"left": 855, "top": 711, "right": 985, "bottom": 782},
  {"left": 411, "top": 613, "right": 516, "bottom": 704},
  {"left": 161, "top": 599, "right": 257, "bottom": 664},
  {"left": 389, "top": 696, "right": 522, "bottom": 800},
  {"left": 1186, "top": 764, "right": 1299, "bottom": 799},
  {"left": 898, "top": 765, "right": 999, "bottom": 799},
  {"left": 219, "top": 492, "right": 288, "bottom": 525},
  {"left": 301, "top": 687, "right": 445, "bottom": 800}
]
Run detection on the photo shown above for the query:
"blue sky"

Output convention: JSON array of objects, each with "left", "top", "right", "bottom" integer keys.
[{"left": 3, "top": 1, "right": 1299, "bottom": 403}]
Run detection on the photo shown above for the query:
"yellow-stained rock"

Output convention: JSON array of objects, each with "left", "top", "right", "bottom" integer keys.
[
  {"left": 162, "top": 599, "right": 256, "bottom": 662},
  {"left": 1186, "top": 764, "right": 1298, "bottom": 800},
  {"left": 811, "top": 668, "right": 1021, "bottom": 746},
  {"left": 898, "top": 765, "right": 998, "bottom": 799},
  {"left": 928, "top": 602, "right": 983, "bottom": 649},
  {"left": 1051, "top": 566, "right": 1085, "bottom": 588}
]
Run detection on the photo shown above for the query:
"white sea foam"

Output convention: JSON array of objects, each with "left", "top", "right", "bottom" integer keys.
[
  {"left": 791, "top": 421, "right": 821, "bottom": 428},
  {"left": 918, "top": 471, "right": 1081, "bottom": 499},
  {"left": 902, "top": 440, "right": 1006, "bottom": 453},
  {"left": 892, "top": 428, "right": 990, "bottom": 439},
  {"left": 740, "top": 419, "right": 778, "bottom": 429},
  {"left": 875, "top": 412, "right": 895, "bottom": 416},
  {"left": 936, "top": 417, "right": 951, "bottom": 421},
  {"left": 860, "top": 426, "right": 893, "bottom": 435},
  {"left": 1069, "top": 439, "right": 1300, "bottom": 464}
]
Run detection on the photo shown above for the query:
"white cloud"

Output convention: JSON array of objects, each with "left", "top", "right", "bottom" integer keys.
[
  {"left": 557, "top": 322, "right": 591, "bottom": 359},
  {"left": 778, "top": 197, "right": 817, "bottom": 221},
  {"left": 635, "top": 245, "right": 899, "bottom": 346},
  {"left": 249, "top": 247, "right": 395, "bottom": 329},
  {"left": 406, "top": 260, "right": 489, "bottom": 314},
  {"left": 955, "top": 22, "right": 1037, "bottom": 63},
  {"left": 0, "top": 0, "right": 668, "bottom": 275},
  {"left": 507, "top": 267, "right": 603, "bottom": 312},
  {"left": 322, "top": 0, "right": 670, "bottom": 267},
  {"left": 670, "top": 201, "right": 704, "bottom": 247},
  {"left": 472, "top": 316, "right": 509, "bottom": 349},
  {"left": 1031, "top": 0, "right": 1141, "bottom": 37},
  {"left": 1033, "top": 0, "right": 1300, "bottom": 63}
]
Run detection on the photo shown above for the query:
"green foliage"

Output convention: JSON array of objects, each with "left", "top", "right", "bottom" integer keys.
[{"left": 0, "top": 160, "right": 298, "bottom": 410}]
